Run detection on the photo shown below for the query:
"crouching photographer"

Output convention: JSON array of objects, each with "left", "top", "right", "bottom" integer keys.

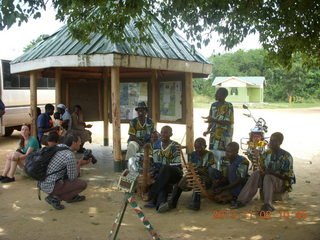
[{"left": 39, "top": 133, "right": 87, "bottom": 210}]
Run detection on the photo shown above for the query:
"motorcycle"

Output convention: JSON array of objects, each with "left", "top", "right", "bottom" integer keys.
[{"left": 240, "top": 104, "right": 269, "bottom": 171}]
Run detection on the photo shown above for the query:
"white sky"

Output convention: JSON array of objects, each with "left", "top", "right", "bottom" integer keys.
[{"left": 0, "top": 6, "right": 261, "bottom": 61}]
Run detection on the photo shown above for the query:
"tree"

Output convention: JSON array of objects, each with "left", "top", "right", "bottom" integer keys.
[
  {"left": 23, "top": 34, "right": 49, "bottom": 52},
  {"left": 210, "top": 49, "right": 268, "bottom": 77},
  {"left": 1, "top": 0, "right": 319, "bottom": 68},
  {"left": 208, "top": 49, "right": 320, "bottom": 103}
]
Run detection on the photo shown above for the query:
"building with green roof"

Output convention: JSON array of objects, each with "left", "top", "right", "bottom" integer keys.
[
  {"left": 9, "top": 18, "right": 212, "bottom": 171},
  {"left": 212, "top": 76, "right": 265, "bottom": 103}
]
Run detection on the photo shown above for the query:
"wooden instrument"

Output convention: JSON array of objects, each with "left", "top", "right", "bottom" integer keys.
[
  {"left": 137, "top": 143, "right": 154, "bottom": 200},
  {"left": 179, "top": 148, "right": 216, "bottom": 202}
]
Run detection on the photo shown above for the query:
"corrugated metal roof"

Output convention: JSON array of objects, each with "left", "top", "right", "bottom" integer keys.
[
  {"left": 213, "top": 76, "right": 265, "bottom": 86},
  {"left": 12, "top": 18, "right": 209, "bottom": 65}
]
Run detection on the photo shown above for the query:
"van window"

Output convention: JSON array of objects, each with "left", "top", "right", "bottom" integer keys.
[{"left": 2, "top": 60, "right": 55, "bottom": 89}]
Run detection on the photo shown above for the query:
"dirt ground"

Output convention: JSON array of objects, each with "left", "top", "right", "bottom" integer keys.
[{"left": 0, "top": 107, "right": 319, "bottom": 240}]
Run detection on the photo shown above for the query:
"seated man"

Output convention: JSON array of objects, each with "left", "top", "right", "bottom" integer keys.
[
  {"left": 185, "top": 137, "right": 215, "bottom": 210},
  {"left": 211, "top": 142, "right": 249, "bottom": 204},
  {"left": 39, "top": 133, "right": 88, "bottom": 210},
  {"left": 57, "top": 103, "right": 72, "bottom": 130},
  {"left": 232, "top": 132, "right": 295, "bottom": 215},
  {"left": 125, "top": 102, "right": 154, "bottom": 161},
  {"left": 71, "top": 105, "right": 92, "bottom": 152},
  {"left": 145, "top": 126, "right": 182, "bottom": 213},
  {"left": 37, "top": 104, "right": 59, "bottom": 145}
]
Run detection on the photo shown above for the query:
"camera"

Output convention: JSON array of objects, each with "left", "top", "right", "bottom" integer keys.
[{"left": 83, "top": 149, "right": 97, "bottom": 164}]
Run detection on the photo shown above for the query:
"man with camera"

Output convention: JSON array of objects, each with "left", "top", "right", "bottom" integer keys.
[{"left": 39, "top": 133, "right": 90, "bottom": 210}]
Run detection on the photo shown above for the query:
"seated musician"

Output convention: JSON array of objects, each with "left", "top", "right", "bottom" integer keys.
[
  {"left": 231, "top": 132, "right": 295, "bottom": 215},
  {"left": 144, "top": 126, "right": 182, "bottom": 213},
  {"left": 211, "top": 142, "right": 249, "bottom": 204},
  {"left": 185, "top": 137, "right": 215, "bottom": 210},
  {"left": 125, "top": 102, "right": 154, "bottom": 161}
]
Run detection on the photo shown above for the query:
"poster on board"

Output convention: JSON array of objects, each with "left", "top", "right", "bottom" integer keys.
[
  {"left": 159, "top": 81, "right": 182, "bottom": 121},
  {"left": 120, "top": 82, "right": 148, "bottom": 120}
]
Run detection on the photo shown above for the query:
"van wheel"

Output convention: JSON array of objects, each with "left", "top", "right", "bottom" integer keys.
[{"left": 4, "top": 127, "right": 14, "bottom": 136}]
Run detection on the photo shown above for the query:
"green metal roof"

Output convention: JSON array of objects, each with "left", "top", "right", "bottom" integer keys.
[
  {"left": 12, "top": 18, "right": 209, "bottom": 65},
  {"left": 213, "top": 76, "right": 265, "bottom": 86}
]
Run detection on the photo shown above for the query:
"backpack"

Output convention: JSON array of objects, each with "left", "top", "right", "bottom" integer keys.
[{"left": 24, "top": 145, "right": 70, "bottom": 181}]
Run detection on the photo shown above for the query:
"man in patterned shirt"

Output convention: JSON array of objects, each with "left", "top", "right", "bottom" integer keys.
[
  {"left": 125, "top": 102, "right": 154, "bottom": 161},
  {"left": 145, "top": 126, "right": 182, "bottom": 213},
  {"left": 211, "top": 142, "right": 249, "bottom": 204},
  {"left": 203, "top": 88, "right": 234, "bottom": 170},
  {"left": 39, "top": 133, "right": 89, "bottom": 210},
  {"left": 232, "top": 132, "right": 295, "bottom": 215},
  {"left": 186, "top": 137, "right": 215, "bottom": 210}
]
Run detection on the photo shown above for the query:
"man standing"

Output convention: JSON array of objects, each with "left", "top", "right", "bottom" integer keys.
[
  {"left": 203, "top": 87, "right": 234, "bottom": 169},
  {"left": 232, "top": 132, "right": 295, "bottom": 215},
  {"left": 39, "top": 133, "right": 88, "bottom": 210},
  {"left": 125, "top": 102, "right": 154, "bottom": 161}
]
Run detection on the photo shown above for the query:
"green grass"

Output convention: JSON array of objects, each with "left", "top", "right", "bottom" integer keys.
[{"left": 193, "top": 94, "right": 320, "bottom": 109}]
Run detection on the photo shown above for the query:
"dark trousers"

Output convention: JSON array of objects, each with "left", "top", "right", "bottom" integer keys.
[
  {"left": 51, "top": 179, "right": 87, "bottom": 201},
  {"left": 149, "top": 165, "right": 182, "bottom": 207},
  {"left": 208, "top": 167, "right": 244, "bottom": 198}
]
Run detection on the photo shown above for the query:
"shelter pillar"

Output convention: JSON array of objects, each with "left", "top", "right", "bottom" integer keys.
[
  {"left": 55, "top": 68, "right": 62, "bottom": 106},
  {"left": 30, "top": 71, "right": 38, "bottom": 137},
  {"left": 103, "top": 67, "right": 109, "bottom": 146},
  {"left": 185, "top": 72, "right": 194, "bottom": 153},
  {"left": 151, "top": 70, "right": 159, "bottom": 128},
  {"left": 111, "top": 67, "right": 123, "bottom": 172}
]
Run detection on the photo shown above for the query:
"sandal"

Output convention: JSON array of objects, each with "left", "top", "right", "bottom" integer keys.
[
  {"left": 66, "top": 195, "right": 86, "bottom": 203},
  {"left": 258, "top": 203, "right": 274, "bottom": 217},
  {"left": 45, "top": 195, "right": 65, "bottom": 210}
]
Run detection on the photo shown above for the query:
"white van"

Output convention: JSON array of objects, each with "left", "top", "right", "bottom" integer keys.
[{"left": 0, "top": 59, "right": 55, "bottom": 136}]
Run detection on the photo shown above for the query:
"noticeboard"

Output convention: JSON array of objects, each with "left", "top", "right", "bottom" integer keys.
[
  {"left": 120, "top": 82, "right": 148, "bottom": 120},
  {"left": 159, "top": 81, "right": 183, "bottom": 122}
]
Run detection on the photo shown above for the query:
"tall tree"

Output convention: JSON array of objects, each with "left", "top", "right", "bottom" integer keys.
[
  {"left": 210, "top": 49, "right": 268, "bottom": 77},
  {"left": 1, "top": 0, "right": 319, "bottom": 68}
]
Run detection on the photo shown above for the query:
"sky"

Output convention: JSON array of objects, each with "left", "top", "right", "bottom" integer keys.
[{"left": 0, "top": 5, "right": 261, "bottom": 61}]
